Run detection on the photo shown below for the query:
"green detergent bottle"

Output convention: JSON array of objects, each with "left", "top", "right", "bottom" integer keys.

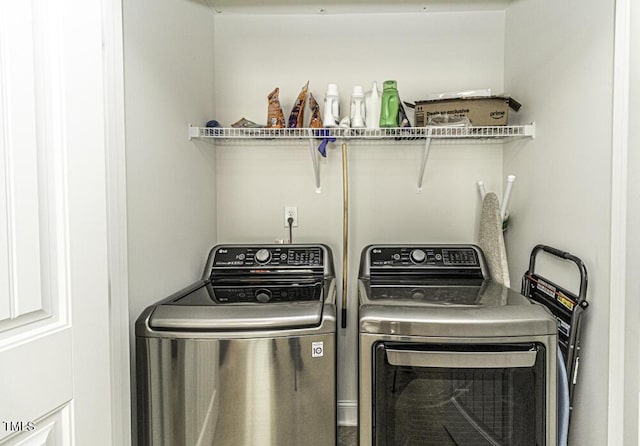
[{"left": 379, "top": 80, "right": 400, "bottom": 128}]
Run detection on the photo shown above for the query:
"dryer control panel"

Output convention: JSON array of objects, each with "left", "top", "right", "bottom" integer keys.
[
  {"left": 361, "top": 244, "right": 489, "bottom": 280},
  {"left": 369, "top": 247, "right": 479, "bottom": 267}
]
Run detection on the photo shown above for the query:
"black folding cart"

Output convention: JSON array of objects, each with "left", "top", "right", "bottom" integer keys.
[{"left": 521, "top": 244, "right": 589, "bottom": 411}]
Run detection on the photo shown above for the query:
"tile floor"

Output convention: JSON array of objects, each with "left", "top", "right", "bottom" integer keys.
[{"left": 338, "top": 426, "right": 357, "bottom": 446}]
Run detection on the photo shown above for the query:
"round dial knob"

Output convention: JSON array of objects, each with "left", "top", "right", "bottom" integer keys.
[
  {"left": 410, "top": 249, "right": 426, "bottom": 264},
  {"left": 254, "top": 249, "right": 271, "bottom": 264},
  {"left": 255, "top": 289, "right": 272, "bottom": 303}
]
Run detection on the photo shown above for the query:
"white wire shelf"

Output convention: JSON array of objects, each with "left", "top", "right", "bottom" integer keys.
[
  {"left": 188, "top": 123, "right": 535, "bottom": 193},
  {"left": 188, "top": 123, "right": 535, "bottom": 144}
]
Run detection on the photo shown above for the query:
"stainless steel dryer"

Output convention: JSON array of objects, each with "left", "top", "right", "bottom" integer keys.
[
  {"left": 358, "top": 244, "right": 558, "bottom": 446},
  {"left": 136, "top": 244, "right": 336, "bottom": 446}
]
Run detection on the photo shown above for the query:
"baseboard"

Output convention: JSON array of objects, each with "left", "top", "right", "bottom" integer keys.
[{"left": 338, "top": 400, "right": 358, "bottom": 426}]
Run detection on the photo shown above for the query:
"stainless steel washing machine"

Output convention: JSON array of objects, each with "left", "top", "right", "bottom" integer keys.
[
  {"left": 136, "top": 244, "right": 336, "bottom": 446},
  {"left": 358, "top": 244, "right": 558, "bottom": 446}
]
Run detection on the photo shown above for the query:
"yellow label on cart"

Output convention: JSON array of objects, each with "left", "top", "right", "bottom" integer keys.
[{"left": 558, "top": 292, "right": 575, "bottom": 311}]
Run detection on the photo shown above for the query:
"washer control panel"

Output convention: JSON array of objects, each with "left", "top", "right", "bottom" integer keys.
[
  {"left": 369, "top": 246, "right": 480, "bottom": 268},
  {"left": 212, "top": 246, "right": 323, "bottom": 268}
]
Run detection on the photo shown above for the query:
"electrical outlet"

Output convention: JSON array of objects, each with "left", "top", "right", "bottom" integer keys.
[{"left": 284, "top": 206, "right": 298, "bottom": 228}]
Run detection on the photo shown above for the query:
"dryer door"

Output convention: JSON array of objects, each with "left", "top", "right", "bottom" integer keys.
[{"left": 373, "top": 342, "right": 548, "bottom": 446}]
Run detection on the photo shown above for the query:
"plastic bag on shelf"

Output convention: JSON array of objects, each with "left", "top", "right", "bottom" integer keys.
[
  {"left": 426, "top": 115, "right": 471, "bottom": 127},
  {"left": 425, "top": 88, "right": 492, "bottom": 101}
]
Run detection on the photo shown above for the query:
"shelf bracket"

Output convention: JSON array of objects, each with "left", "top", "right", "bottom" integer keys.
[
  {"left": 417, "top": 128, "right": 433, "bottom": 192},
  {"left": 188, "top": 124, "right": 199, "bottom": 140},
  {"left": 308, "top": 138, "right": 321, "bottom": 193},
  {"left": 527, "top": 122, "right": 536, "bottom": 138}
]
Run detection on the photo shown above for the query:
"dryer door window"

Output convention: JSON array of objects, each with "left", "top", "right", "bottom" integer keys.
[{"left": 373, "top": 342, "right": 546, "bottom": 446}]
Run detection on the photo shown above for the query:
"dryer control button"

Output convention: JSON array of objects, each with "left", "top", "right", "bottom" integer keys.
[
  {"left": 410, "top": 249, "right": 426, "bottom": 264},
  {"left": 255, "top": 289, "right": 272, "bottom": 303},
  {"left": 254, "top": 249, "right": 271, "bottom": 264}
]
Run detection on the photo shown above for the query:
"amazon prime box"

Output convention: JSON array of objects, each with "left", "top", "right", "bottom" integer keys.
[{"left": 414, "top": 96, "right": 521, "bottom": 127}]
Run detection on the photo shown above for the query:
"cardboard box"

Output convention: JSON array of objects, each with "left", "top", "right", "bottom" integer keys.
[{"left": 414, "top": 96, "right": 521, "bottom": 127}]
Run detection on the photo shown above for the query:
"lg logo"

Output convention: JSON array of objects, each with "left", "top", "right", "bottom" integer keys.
[{"left": 311, "top": 342, "right": 324, "bottom": 358}]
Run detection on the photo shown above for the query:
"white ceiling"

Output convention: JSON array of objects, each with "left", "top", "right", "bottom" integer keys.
[{"left": 201, "top": 0, "right": 512, "bottom": 14}]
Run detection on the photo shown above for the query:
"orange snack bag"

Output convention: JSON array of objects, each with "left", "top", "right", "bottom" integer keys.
[{"left": 267, "top": 87, "right": 285, "bottom": 128}]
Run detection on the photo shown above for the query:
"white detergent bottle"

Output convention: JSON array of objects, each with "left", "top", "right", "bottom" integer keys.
[
  {"left": 323, "top": 83, "right": 340, "bottom": 127},
  {"left": 350, "top": 85, "right": 366, "bottom": 128},
  {"left": 365, "top": 81, "right": 381, "bottom": 130}
]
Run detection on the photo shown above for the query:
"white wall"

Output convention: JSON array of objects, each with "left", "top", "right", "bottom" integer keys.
[
  {"left": 625, "top": 0, "right": 640, "bottom": 443},
  {"left": 123, "top": 0, "right": 217, "bottom": 434},
  {"left": 124, "top": 0, "right": 217, "bottom": 323},
  {"left": 504, "top": 1, "right": 615, "bottom": 444},
  {"left": 213, "top": 11, "right": 507, "bottom": 416}
]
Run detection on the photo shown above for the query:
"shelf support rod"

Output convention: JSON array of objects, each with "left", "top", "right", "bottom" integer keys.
[
  {"left": 417, "top": 127, "right": 433, "bottom": 192},
  {"left": 308, "top": 138, "right": 321, "bottom": 193},
  {"left": 341, "top": 142, "right": 349, "bottom": 329}
]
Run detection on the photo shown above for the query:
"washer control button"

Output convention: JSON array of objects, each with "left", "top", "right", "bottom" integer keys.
[
  {"left": 410, "top": 249, "right": 426, "bottom": 264},
  {"left": 254, "top": 249, "right": 271, "bottom": 264}
]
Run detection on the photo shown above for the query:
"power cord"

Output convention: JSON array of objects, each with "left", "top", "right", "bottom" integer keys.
[{"left": 287, "top": 216, "right": 294, "bottom": 244}]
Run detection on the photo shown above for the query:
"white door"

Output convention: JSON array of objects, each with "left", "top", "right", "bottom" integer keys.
[{"left": 0, "top": 0, "right": 125, "bottom": 444}]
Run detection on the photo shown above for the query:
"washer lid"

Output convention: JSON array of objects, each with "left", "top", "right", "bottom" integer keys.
[{"left": 148, "top": 283, "right": 324, "bottom": 331}]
